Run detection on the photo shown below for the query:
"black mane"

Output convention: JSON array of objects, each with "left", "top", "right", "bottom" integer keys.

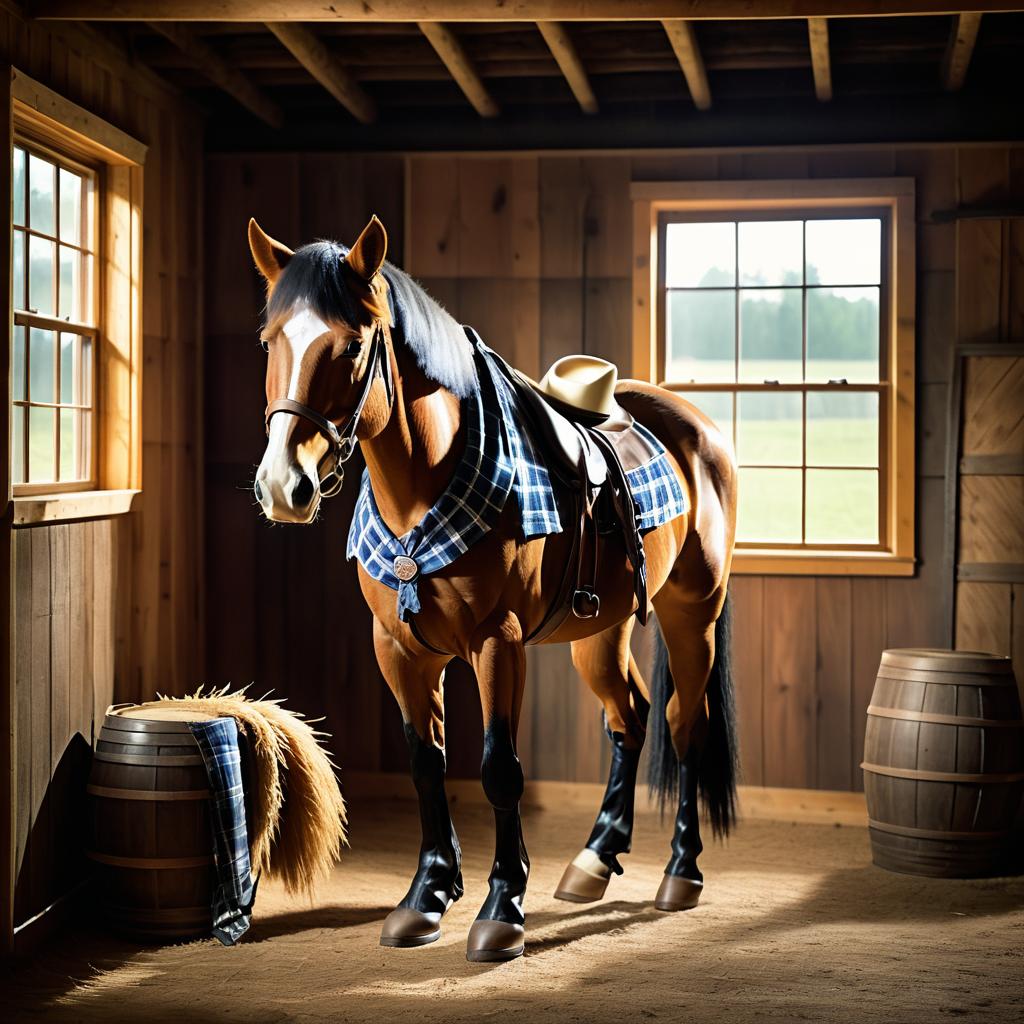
[{"left": 267, "top": 240, "right": 478, "bottom": 398}]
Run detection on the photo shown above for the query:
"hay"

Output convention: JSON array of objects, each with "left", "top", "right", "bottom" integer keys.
[{"left": 131, "top": 687, "right": 347, "bottom": 897}]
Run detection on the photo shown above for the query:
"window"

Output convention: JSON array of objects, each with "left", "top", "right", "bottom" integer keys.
[
  {"left": 632, "top": 180, "right": 915, "bottom": 576},
  {"left": 7, "top": 69, "right": 145, "bottom": 524},
  {"left": 12, "top": 141, "right": 97, "bottom": 492}
]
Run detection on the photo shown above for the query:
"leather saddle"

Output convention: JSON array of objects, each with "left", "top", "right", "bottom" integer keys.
[{"left": 487, "top": 355, "right": 651, "bottom": 643}]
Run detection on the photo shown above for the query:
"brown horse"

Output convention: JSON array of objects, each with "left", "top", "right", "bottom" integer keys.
[{"left": 248, "top": 214, "right": 738, "bottom": 963}]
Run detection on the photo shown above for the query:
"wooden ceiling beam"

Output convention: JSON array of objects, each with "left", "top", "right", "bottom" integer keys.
[
  {"left": 662, "top": 19, "right": 711, "bottom": 111},
  {"left": 265, "top": 22, "right": 376, "bottom": 123},
  {"left": 34, "top": 2, "right": 1024, "bottom": 22},
  {"left": 807, "top": 17, "right": 832, "bottom": 101},
  {"left": 942, "top": 12, "right": 983, "bottom": 91},
  {"left": 149, "top": 23, "right": 283, "bottom": 128},
  {"left": 418, "top": 22, "right": 499, "bottom": 118},
  {"left": 537, "top": 21, "right": 598, "bottom": 115}
]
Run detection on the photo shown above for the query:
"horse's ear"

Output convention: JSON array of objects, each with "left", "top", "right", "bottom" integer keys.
[
  {"left": 248, "top": 217, "right": 293, "bottom": 285},
  {"left": 347, "top": 215, "right": 388, "bottom": 282}
]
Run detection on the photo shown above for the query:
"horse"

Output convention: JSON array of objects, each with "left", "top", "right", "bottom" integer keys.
[{"left": 247, "top": 213, "right": 739, "bottom": 963}]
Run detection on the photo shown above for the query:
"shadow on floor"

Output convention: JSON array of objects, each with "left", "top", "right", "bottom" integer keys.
[{"left": 243, "top": 904, "right": 393, "bottom": 943}]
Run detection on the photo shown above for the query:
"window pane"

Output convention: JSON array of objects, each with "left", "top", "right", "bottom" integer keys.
[
  {"left": 60, "top": 332, "right": 76, "bottom": 404},
  {"left": 807, "top": 286, "right": 879, "bottom": 383},
  {"left": 59, "top": 409, "right": 77, "bottom": 480},
  {"left": 13, "top": 326, "right": 26, "bottom": 401},
  {"left": 665, "top": 222, "right": 735, "bottom": 287},
  {"left": 806, "top": 469, "right": 878, "bottom": 544},
  {"left": 29, "top": 153, "right": 56, "bottom": 235},
  {"left": 807, "top": 392, "right": 879, "bottom": 467},
  {"left": 666, "top": 289, "right": 735, "bottom": 382},
  {"left": 29, "top": 328, "right": 55, "bottom": 403},
  {"left": 13, "top": 147, "right": 25, "bottom": 225},
  {"left": 738, "top": 220, "right": 802, "bottom": 286},
  {"left": 12, "top": 407, "right": 25, "bottom": 484},
  {"left": 739, "top": 288, "right": 802, "bottom": 383},
  {"left": 676, "top": 391, "right": 734, "bottom": 444},
  {"left": 28, "top": 406, "right": 56, "bottom": 483},
  {"left": 13, "top": 229, "right": 25, "bottom": 310},
  {"left": 59, "top": 168, "right": 83, "bottom": 245},
  {"left": 806, "top": 218, "right": 881, "bottom": 286},
  {"left": 28, "top": 234, "right": 55, "bottom": 315},
  {"left": 737, "top": 468, "right": 802, "bottom": 543},
  {"left": 59, "top": 245, "right": 82, "bottom": 321},
  {"left": 737, "top": 391, "right": 802, "bottom": 466}
]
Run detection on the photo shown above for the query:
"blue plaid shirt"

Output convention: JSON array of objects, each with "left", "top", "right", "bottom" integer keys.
[
  {"left": 347, "top": 330, "right": 687, "bottom": 621},
  {"left": 188, "top": 717, "right": 256, "bottom": 946}
]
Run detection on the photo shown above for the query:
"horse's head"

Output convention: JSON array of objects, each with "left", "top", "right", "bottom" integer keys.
[{"left": 249, "top": 215, "right": 393, "bottom": 523}]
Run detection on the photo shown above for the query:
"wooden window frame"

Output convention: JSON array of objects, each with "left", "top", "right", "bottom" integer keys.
[
  {"left": 12, "top": 136, "right": 100, "bottom": 495},
  {"left": 6, "top": 69, "right": 145, "bottom": 525},
  {"left": 631, "top": 178, "right": 916, "bottom": 577}
]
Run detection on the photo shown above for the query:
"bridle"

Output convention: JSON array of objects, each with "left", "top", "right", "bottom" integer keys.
[{"left": 264, "top": 320, "right": 394, "bottom": 498}]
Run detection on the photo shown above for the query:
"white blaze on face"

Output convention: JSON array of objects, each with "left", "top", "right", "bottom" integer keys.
[{"left": 256, "top": 304, "right": 332, "bottom": 520}]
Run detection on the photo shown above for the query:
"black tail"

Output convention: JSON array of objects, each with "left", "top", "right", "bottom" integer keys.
[{"left": 647, "top": 595, "right": 739, "bottom": 838}]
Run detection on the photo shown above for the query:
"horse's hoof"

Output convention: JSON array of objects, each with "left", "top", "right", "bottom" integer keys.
[
  {"left": 466, "top": 920, "right": 525, "bottom": 963},
  {"left": 654, "top": 874, "right": 703, "bottom": 912},
  {"left": 553, "top": 849, "right": 611, "bottom": 903},
  {"left": 379, "top": 907, "right": 442, "bottom": 947}
]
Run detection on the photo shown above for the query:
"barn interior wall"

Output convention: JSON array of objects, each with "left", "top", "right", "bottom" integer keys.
[
  {"left": 4, "top": 14, "right": 204, "bottom": 937},
  {"left": 202, "top": 141, "right": 1022, "bottom": 799}
]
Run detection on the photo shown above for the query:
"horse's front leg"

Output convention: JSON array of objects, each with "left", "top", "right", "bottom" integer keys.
[
  {"left": 466, "top": 612, "right": 529, "bottom": 963},
  {"left": 374, "top": 619, "right": 463, "bottom": 948}
]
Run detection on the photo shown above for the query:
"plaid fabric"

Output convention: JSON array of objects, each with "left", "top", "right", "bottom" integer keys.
[
  {"left": 188, "top": 718, "right": 256, "bottom": 946},
  {"left": 347, "top": 329, "right": 686, "bottom": 620}
]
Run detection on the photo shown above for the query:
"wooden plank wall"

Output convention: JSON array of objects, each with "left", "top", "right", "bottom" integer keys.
[
  {"left": 4, "top": 12, "right": 204, "bottom": 937},
  {"left": 202, "top": 143, "right": 1022, "bottom": 801},
  {"left": 952, "top": 149, "right": 1024, "bottom": 698}
]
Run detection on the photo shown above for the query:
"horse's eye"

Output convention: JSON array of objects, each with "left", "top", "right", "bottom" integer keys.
[{"left": 343, "top": 338, "right": 361, "bottom": 358}]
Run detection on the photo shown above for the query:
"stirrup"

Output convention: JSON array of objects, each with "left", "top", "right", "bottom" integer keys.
[{"left": 572, "top": 588, "right": 600, "bottom": 619}]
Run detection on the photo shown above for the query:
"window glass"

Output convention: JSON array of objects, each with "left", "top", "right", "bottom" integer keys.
[
  {"left": 28, "top": 152, "right": 55, "bottom": 235},
  {"left": 666, "top": 290, "right": 735, "bottom": 382},
  {"left": 738, "top": 220, "right": 802, "bottom": 287},
  {"left": 665, "top": 221, "right": 735, "bottom": 287}
]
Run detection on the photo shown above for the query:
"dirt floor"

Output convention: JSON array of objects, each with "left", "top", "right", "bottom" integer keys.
[{"left": 3, "top": 796, "right": 1023, "bottom": 1024}]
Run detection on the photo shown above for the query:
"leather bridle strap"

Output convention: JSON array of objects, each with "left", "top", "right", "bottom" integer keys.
[{"left": 264, "top": 322, "right": 392, "bottom": 498}]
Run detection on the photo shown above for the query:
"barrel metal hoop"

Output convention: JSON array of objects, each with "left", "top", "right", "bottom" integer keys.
[
  {"left": 875, "top": 669, "right": 1016, "bottom": 687},
  {"left": 866, "top": 705, "right": 1024, "bottom": 729},
  {"left": 86, "top": 784, "right": 210, "bottom": 802},
  {"left": 99, "top": 728, "right": 199, "bottom": 747},
  {"left": 86, "top": 851, "right": 213, "bottom": 869},
  {"left": 861, "top": 762, "right": 1024, "bottom": 784},
  {"left": 868, "top": 819, "right": 1012, "bottom": 842},
  {"left": 93, "top": 751, "right": 205, "bottom": 767}
]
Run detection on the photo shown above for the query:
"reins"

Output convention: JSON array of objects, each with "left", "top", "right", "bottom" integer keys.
[{"left": 264, "top": 320, "right": 394, "bottom": 498}]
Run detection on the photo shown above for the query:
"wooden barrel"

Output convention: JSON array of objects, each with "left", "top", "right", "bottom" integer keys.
[
  {"left": 862, "top": 648, "right": 1024, "bottom": 878},
  {"left": 87, "top": 706, "right": 218, "bottom": 940}
]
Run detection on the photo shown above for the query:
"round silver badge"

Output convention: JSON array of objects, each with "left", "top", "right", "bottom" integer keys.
[{"left": 393, "top": 555, "right": 419, "bottom": 582}]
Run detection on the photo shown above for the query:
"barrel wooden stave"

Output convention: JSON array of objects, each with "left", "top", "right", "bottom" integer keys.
[
  {"left": 863, "top": 649, "right": 1023, "bottom": 878},
  {"left": 87, "top": 711, "right": 215, "bottom": 940}
]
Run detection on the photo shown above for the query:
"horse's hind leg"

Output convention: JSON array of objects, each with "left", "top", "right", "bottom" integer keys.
[
  {"left": 554, "top": 618, "right": 650, "bottom": 904},
  {"left": 374, "top": 620, "right": 463, "bottom": 948},
  {"left": 649, "top": 585, "right": 734, "bottom": 912}
]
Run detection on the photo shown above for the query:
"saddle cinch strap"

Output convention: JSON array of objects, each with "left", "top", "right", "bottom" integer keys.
[{"left": 265, "top": 323, "right": 393, "bottom": 497}]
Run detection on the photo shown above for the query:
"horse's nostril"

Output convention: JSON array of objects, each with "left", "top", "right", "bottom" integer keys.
[
  {"left": 253, "top": 480, "right": 264, "bottom": 503},
  {"left": 292, "top": 473, "right": 315, "bottom": 509}
]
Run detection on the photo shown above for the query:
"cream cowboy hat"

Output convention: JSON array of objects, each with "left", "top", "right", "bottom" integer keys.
[{"left": 538, "top": 355, "right": 618, "bottom": 417}]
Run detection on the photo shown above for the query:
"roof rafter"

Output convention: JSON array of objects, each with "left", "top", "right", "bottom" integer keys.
[
  {"left": 265, "top": 22, "right": 376, "bottom": 123},
  {"left": 418, "top": 22, "right": 499, "bottom": 118},
  {"left": 33, "top": 2, "right": 1024, "bottom": 21},
  {"left": 662, "top": 19, "right": 711, "bottom": 111},
  {"left": 807, "top": 17, "right": 832, "bottom": 101},
  {"left": 148, "top": 22, "right": 283, "bottom": 128},
  {"left": 942, "top": 12, "right": 983, "bottom": 91},
  {"left": 537, "top": 21, "right": 598, "bottom": 115}
]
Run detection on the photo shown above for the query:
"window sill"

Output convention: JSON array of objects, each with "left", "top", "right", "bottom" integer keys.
[
  {"left": 732, "top": 549, "right": 915, "bottom": 577},
  {"left": 12, "top": 489, "right": 140, "bottom": 526}
]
